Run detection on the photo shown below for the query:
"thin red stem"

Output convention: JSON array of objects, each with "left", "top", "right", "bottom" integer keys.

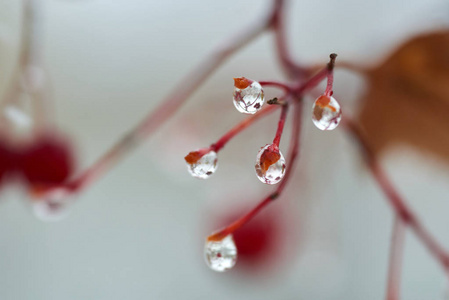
[
  {"left": 385, "top": 215, "right": 406, "bottom": 300},
  {"left": 208, "top": 99, "right": 302, "bottom": 242},
  {"left": 272, "top": 103, "right": 288, "bottom": 147},
  {"left": 259, "top": 80, "right": 292, "bottom": 93},
  {"left": 212, "top": 104, "right": 278, "bottom": 153},
  {"left": 324, "top": 53, "right": 337, "bottom": 96},
  {"left": 343, "top": 117, "right": 449, "bottom": 276}
]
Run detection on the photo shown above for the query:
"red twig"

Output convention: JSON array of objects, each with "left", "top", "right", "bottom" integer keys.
[
  {"left": 0, "top": 0, "right": 52, "bottom": 132},
  {"left": 259, "top": 80, "right": 292, "bottom": 93},
  {"left": 343, "top": 117, "right": 449, "bottom": 276},
  {"left": 385, "top": 215, "right": 406, "bottom": 300},
  {"left": 211, "top": 104, "right": 279, "bottom": 153},
  {"left": 207, "top": 99, "right": 302, "bottom": 242},
  {"left": 324, "top": 53, "right": 337, "bottom": 96},
  {"left": 293, "top": 54, "right": 336, "bottom": 97},
  {"left": 272, "top": 103, "right": 288, "bottom": 147}
]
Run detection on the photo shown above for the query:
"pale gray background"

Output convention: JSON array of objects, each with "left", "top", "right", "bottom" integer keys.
[{"left": 0, "top": 0, "right": 448, "bottom": 299}]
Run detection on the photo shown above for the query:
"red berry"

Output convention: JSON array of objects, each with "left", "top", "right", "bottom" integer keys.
[{"left": 20, "top": 133, "right": 75, "bottom": 186}]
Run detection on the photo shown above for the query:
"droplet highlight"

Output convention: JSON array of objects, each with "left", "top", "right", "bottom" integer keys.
[
  {"left": 204, "top": 235, "right": 237, "bottom": 272},
  {"left": 233, "top": 78, "right": 264, "bottom": 114},
  {"left": 312, "top": 95, "right": 342, "bottom": 130},
  {"left": 255, "top": 144, "right": 286, "bottom": 185}
]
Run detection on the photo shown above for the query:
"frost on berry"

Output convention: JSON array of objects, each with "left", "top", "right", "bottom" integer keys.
[
  {"left": 185, "top": 148, "right": 218, "bottom": 179},
  {"left": 233, "top": 77, "right": 265, "bottom": 114},
  {"left": 255, "top": 144, "right": 286, "bottom": 185},
  {"left": 312, "top": 95, "right": 342, "bottom": 130},
  {"left": 204, "top": 234, "right": 237, "bottom": 272},
  {"left": 20, "top": 133, "right": 75, "bottom": 186}
]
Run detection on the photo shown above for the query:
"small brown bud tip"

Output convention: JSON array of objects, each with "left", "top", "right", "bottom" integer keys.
[
  {"left": 233, "top": 77, "right": 252, "bottom": 89},
  {"left": 260, "top": 146, "right": 281, "bottom": 173},
  {"left": 184, "top": 151, "right": 202, "bottom": 165},
  {"left": 330, "top": 53, "right": 337, "bottom": 60}
]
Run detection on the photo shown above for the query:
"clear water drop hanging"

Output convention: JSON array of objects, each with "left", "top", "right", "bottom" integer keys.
[
  {"left": 204, "top": 235, "right": 237, "bottom": 272},
  {"left": 185, "top": 150, "right": 218, "bottom": 179},
  {"left": 255, "top": 144, "right": 286, "bottom": 185},
  {"left": 233, "top": 77, "right": 265, "bottom": 114},
  {"left": 31, "top": 188, "right": 72, "bottom": 222},
  {"left": 312, "top": 95, "right": 342, "bottom": 130}
]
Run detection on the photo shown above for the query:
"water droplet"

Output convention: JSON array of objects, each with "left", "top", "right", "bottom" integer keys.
[
  {"left": 204, "top": 235, "right": 237, "bottom": 272},
  {"left": 185, "top": 150, "right": 218, "bottom": 179},
  {"left": 312, "top": 95, "right": 342, "bottom": 130},
  {"left": 233, "top": 79, "right": 264, "bottom": 114},
  {"left": 255, "top": 144, "right": 286, "bottom": 185},
  {"left": 32, "top": 188, "right": 72, "bottom": 222}
]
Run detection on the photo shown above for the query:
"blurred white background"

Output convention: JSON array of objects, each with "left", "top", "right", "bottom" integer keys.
[{"left": 0, "top": 0, "right": 448, "bottom": 299}]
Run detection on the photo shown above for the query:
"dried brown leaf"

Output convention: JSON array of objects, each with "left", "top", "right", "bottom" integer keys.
[{"left": 356, "top": 30, "right": 449, "bottom": 161}]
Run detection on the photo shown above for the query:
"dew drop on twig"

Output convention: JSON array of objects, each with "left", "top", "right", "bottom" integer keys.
[
  {"left": 255, "top": 144, "right": 286, "bottom": 185},
  {"left": 204, "top": 235, "right": 237, "bottom": 272},
  {"left": 312, "top": 95, "right": 342, "bottom": 130},
  {"left": 31, "top": 188, "right": 72, "bottom": 222},
  {"left": 233, "top": 78, "right": 265, "bottom": 115},
  {"left": 185, "top": 150, "right": 218, "bottom": 179}
]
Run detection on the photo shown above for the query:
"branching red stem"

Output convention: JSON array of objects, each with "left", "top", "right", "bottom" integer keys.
[
  {"left": 294, "top": 54, "right": 336, "bottom": 96},
  {"left": 211, "top": 105, "right": 279, "bottom": 153},
  {"left": 324, "top": 53, "right": 337, "bottom": 96},
  {"left": 208, "top": 99, "right": 302, "bottom": 242}
]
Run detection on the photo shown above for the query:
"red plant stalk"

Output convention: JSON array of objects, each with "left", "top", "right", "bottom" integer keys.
[
  {"left": 293, "top": 54, "right": 336, "bottom": 96},
  {"left": 343, "top": 118, "right": 449, "bottom": 276},
  {"left": 258, "top": 81, "right": 292, "bottom": 93},
  {"left": 211, "top": 104, "right": 279, "bottom": 153},
  {"left": 208, "top": 99, "right": 302, "bottom": 242},
  {"left": 385, "top": 215, "right": 406, "bottom": 300},
  {"left": 324, "top": 54, "right": 336, "bottom": 97},
  {"left": 272, "top": 103, "right": 288, "bottom": 147}
]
